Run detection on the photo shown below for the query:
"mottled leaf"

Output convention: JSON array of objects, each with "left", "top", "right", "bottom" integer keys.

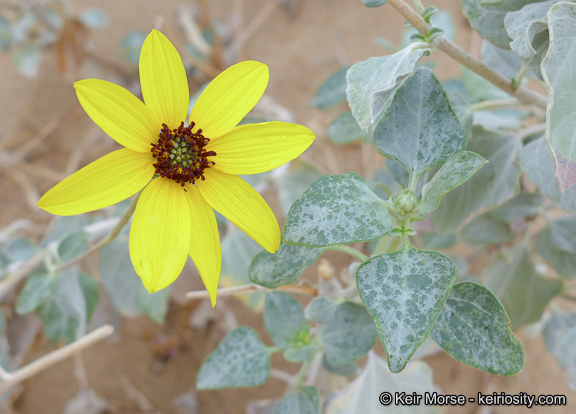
[
  {"left": 326, "top": 112, "right": 371, "bottom": 144},
  {"left": 460, "top": 0, "right": 541, "bottom": 49},
  {"left": 431, "top": 282, "right": 524, "bottom": 375},
  {"left": 197, "top": 327, "right": 272, "bottom": 389},
  {"left": 420, "top": 151, "right": 487, "bottom": 213},
  {"left": 519, "top": 136, "right": 576, "bottom": 212},
  {"left": 484, "top": 243, "right": 563, "bottom": 330},
  {"left": 274, "top": 386, "right": 320, "bottom": 414},
  {"left": 264, "top": 292, "right": 310, "bottom": 349},
  {"left": 249, "top": 243, "right": 325, "bottom": 288},
  {"left": 356, "top": 246, "right": 457, "bottom": 372},
  {"left": 346, "top": 45, "right": 430, "bottom": 132},
  {"left": 431, "top": 127, "right": 521, "bottom": 232},
  {"left": 374, "top": 67, "right": 467, "bottom": 178},
  {"left": 284, "top": 172, "right": 393, "bottom": 247},
  {"left": 541, "top": 2, "right": 576, "bottom": 192},
  {"left": 320, "top": 302, "right": 378, "bottom": 366},
  {"left": 311, "top": 66, "right": 350, "bottom": 109},
  {"left": 305, "top": 297, "right": 337, "bottom": 325},
  {"left": 324, "top": 352, "right": 438, "bottom": 414}
]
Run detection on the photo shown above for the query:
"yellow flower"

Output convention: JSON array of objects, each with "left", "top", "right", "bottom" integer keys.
[{"left": 37, "top": 30, "right": 315, "bottom": 307}]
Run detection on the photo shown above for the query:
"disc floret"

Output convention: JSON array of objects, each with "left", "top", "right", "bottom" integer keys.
[{"left": 151, "top": 122, "right": 216, "bottom": 186}]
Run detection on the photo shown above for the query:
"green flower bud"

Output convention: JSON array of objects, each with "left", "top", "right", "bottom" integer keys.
[{"left": 395, "top": 190, "right": 419, "bottom": 214}]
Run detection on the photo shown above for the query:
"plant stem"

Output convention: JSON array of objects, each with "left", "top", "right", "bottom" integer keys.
[
  {"left": 469, "top": 98, "right": 523, "bottom": 112},
  {"left": 326, "top": 245, "right": 369, "bottom": 262},
  {"left": 57, "top": 191, "right": 142, "bottom": 272},
  {"left": 385, "top": 0, "right": 547, "bottom": 110},
  {"left": 185, "top": 283, "right": 317, "bottom": 300},
  {"left": 292, "top": 358, "right": 312, "bottom": 391},
  {"left": 0, "top": 325, "right": 113, "bottom": 395}
]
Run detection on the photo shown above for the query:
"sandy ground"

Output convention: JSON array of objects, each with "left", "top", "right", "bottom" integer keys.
[{"left": 0, "top": 0, "right": 574, "bottom": 413}]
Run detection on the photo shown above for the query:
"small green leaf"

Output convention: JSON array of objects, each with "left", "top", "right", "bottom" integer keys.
[
  {"left": 326, "top": 112, "right": 371, "bottom": 144},
  {"left": 58, "top": 231, "right": 89, "bottom": 263},
  {"left": 305, "top": 297, "right": 337, "bottom": 324},
  {"left": 537, "top": 216, "right": 576, "bottom": 279},
  {"left": 431, "top": 282, "right": 524, "bottom": 375},
  {"left": 16, "top": 274, "right": 55, "bottom": 315},
  {"left": 346, "top": 45, "right": 430, "bottom": 132},
  {"left": 284, "top": 344, "right": 318, "bottom": 363},
  {"left": 78, "top": 272, "right": 99, "bottom": 322},
  {"left": 273, "top": 386, "right": 320, "bottom": 414},
  {"left": 541, "top": 2, "right": 576, "bottom": 192},
  {"left": 484, "top": 243, "right": 564, "bottom": 330},
  {"left": 311, "top": 66, "right": 350, "bottom": 109},
  {"left": 7, "top": 238, "right": 37, "bottom": 261},
  {"left": 319, "top": 302, "right": 378, "bottom": 366},
  {"left": 420, "top": 151, "right": 487, "bottom": 213},
  {"left": 264, "top": 292, "right": 310, "bottom": 349},
  {"left": 284, "top": 172, "right": 393, "bottom": 247},
  {"left": 362, "top": 0, "right": 387, "bottom": 8},
  {"left": 249, "top": 243, "right": 325, "bottom": 288},
  {"left": 374, "top": 67, "right": 467, "bottom": 178},
  {"left": 357, "top": 246, "right": 457, "bottom": 372},
  {"left": 321, "top": 354, "right": 358, "bottom": 377},
  {"left": 197, "top": 327, "right": 271, "bottom": 389},
  {"left": 431, "top": 127, "right": 521, "bottom": 232},
  {"left": 519, "top": 136, "right": 576, "bottom": 212},
  {"left": 38, "top": 269, "right": 88, "bottom": 344}
]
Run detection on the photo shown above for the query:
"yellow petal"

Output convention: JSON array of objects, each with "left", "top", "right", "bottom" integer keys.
[
  {"left": 190, "top": 61, "right": 268, "bottom": 140},
  {"left": 140, "top": 30, "right": 189, "bottom": 130},
  {"left": 75, "top": 79, "right": 159, "bottom": 152},
  {"left": 37, "top": 149, "right": 154, "bottom": 216},
  {"left": 129, "top": 178, "right": 191, "bottom": 293},
  {"left": 208, "top": 121, "right": 315, "bottom": 175},
  {"left": 185, "top": 184, "right": 222, "bottom": 307},
  {"left": 196, "top": 169, "right": 280, "bottom": 254}
]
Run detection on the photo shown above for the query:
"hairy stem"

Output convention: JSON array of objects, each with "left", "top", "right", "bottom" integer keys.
[{"left": 385, "top": 0, "right": 547, "bottom": 110}]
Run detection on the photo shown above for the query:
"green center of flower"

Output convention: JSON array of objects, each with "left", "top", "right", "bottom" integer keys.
[{"left": 151, "top": 122, "right": 216, "bottom": 186}]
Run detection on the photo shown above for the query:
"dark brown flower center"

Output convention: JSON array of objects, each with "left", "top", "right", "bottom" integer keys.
[{"left": 151, "top": 122, "right": 216, "bottom": 186}]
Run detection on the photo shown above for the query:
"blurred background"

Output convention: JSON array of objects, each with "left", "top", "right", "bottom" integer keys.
[{"left": 0, "top": 0, "right": 573, "bottom": 413}]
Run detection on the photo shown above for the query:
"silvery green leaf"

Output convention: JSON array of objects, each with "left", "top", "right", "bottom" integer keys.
[
  {"left": 278, "top": 163, "right": 321, "bottom": 216},
  {"left": 385, "top": 158, "right": 410, "bottom": 188},
  {"left": 311, "top": 66, "right": 350, "bottom": 109},
  {"left": 42, "top": 215, "right": 92, "bottom": 247},
  {"left": 420, "top": 233, "right": 457, "bottom": 250},
  {"left": 264, "top": 292, "right": 310, "bottom": 349},
  {"left": 16, "top": 274, "right": 55, "bottom": 315},
  {"left": 320, "top": 302, "right": 378, "bottom": 366},
  {"left": 284, "top": 344, "right": 317, "bottom": 363},
  {"left": 431, "top": 127, "right": 521, "bottom": 232},
  {"left": 484, "top": 243, "right": 563, "bottom": 330},
  {"left": 356, "top": 246, "right": 457, "bottom": 372},
  {"left": 78, "top": 272, "right": 99, "bottom": 322},
  {"left": 99, "top": 239, "right": 169, "bottom": 323},
  {"left": 481, "top": 41, "right": 524, "bottom": 79},
  {"left": 544, "top": 310, "right": 576, "bottom": 361},
  {"left": 324, "top": 352, "right": 438, "bottom": 414},
  {"left": 420, "top": 151, "right": 487, "bottom": 214},
  {"left": 322, "top": 354, "right": 358, "bottom": 377},
  {"left": 284, "top": 172, "right": 392, "bottom": 247},
  {"left": 431, "top": 282, "right": 524, "bottom": 375},
  {"left": 460, "top": 0, "right": 539, "bottom": 49},
  {"left": 374, "top": 67, "right": 467, "bottom": 178},
  {"left": 38, "top": 269, "right": 87, "bottom": 344},
  {"left": 346, "top": 45, "right": 430, "bottom": 132},
  {"left": 363, "top": 0, "right": 387, "bottom": 7},
  {"left": 519, "top": 136, "right": 576, "bottom": 212},
  {"left": 58, "top": 231, "right": 89, "bottom": 263},
  {"left": 197, "top": 327, "right": 272, "bottom": 389},
  {"left": 537, "top": 216, "right": 576, "bottom": 279},
  {"left": 305, "top": 297, "right": 337, "bottom": 324},
  {"left": 504, "top": 0, "right": 557, "bottom": 58},
  {"left": 473, "top": 109, "right": 524, "bottom": 132},
  {"left": 249, "top": 243, "right": 324, "bottom": 289},
  {"left": 461, "top": 67, "right": 511, "bottom": 101},
  {"left": 273, "top": 386, "right": 320, "bottom": 414},
  {"left": 326, "top": 112, "right": 372, "bottom": 144},
  {"left": 7, "top": 237, "right": 37, "bottom": 261},
  {"left": 541, "top": 2, "right": 576, "bottom": 192}
]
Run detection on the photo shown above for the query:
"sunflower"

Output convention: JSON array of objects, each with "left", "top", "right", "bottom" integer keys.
[{"left": 37, "top": 30, "right": 315, "bottom": 306}]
